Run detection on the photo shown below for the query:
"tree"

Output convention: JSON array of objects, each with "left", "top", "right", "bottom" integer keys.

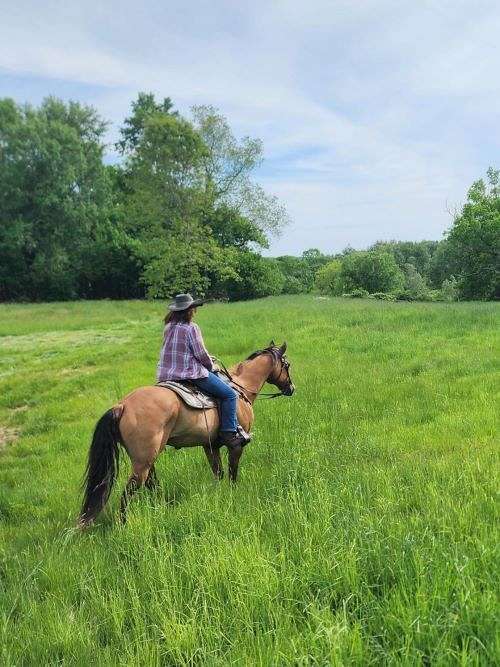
[
  {"left": 445, "top": 168, "right": 500, "bottom": 300},
  {"left": 140, "top": 218, "right": 237, "bottom": 298},
  {"left": 192, "top": 105, "right": 289, "bottom": 238},
  {"left": 340, "top": 250, "right": 404, "bottom": 294},
  {"left": 400, "top": 263, "right": 430, "bottom": 300},
  {"left": 202, "top": 204, "right": 267, "bottom": 250},
  {"left": 371, "top": 240, "right": 439, "bottom": 278},
  {"left": 428, "top": 240, "right": 456, "bottom": 288},
  {"left": 0, "top": 96, "right": 111, "bottom": 300},
  {"left": 276, "top": 256, "right": 314, "bottom": 294},
  {"left": 315, "top": 260, "right": 344, "bottom": 295},
  {"left": 222, "top": 252, "right": 285, "bottom": 301},
  {"left": 302, "top": 248, "right": 332, "bottom": 273},
  {"left": 116, "top": 92, "right": 177, "bottom": 155}
]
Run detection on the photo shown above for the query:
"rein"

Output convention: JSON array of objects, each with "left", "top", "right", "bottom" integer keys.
[{"left": 213, "top": 356, "right": 285, "bottom": 401}]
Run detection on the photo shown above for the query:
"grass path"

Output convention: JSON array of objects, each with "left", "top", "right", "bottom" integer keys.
[{"left": 0, "top": 296, "right": 498, "bottom": 665}]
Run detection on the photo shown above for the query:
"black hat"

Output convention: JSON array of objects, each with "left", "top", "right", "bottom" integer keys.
[{"left": 167, "top": 293, "right": 205, "bottom": 311}]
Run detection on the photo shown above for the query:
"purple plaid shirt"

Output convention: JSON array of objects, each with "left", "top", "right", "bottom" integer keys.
[{"left": 156, "top": 322, "right": 214, "bottom": 382}]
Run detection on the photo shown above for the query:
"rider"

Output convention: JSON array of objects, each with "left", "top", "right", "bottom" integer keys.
[{"left": 157, "top": 293, "right": 249, "bottom": 448}]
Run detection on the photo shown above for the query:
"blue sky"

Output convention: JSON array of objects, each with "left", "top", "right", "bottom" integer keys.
[{"left": 1, "top": 0, "right": 499, "bottom": 255}]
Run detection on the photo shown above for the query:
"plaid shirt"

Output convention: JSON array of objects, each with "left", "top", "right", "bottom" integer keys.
[{"left": 156, "top": 322, "right": 214, "bottom": 382}]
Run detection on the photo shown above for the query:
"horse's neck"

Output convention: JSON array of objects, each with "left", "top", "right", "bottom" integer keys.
[{"left": 230, "top": 356, "right": 273, "bottom": 403}]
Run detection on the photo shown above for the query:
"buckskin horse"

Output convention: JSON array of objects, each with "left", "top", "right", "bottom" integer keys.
[{"left": 78, "top": 341, "right": 294, "bottom": 526}]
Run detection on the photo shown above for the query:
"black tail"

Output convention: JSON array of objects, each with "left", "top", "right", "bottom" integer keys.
[{"left": 79, "top": 406, "right": 123, "bottom": 526}]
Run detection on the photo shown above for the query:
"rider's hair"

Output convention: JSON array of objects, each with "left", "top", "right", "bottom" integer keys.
[{"left": 164, "top": 307, "right": 195, "bottom": 326}]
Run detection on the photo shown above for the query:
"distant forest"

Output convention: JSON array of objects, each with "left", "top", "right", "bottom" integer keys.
[{"left": 0, "top": 94, "right": 498, "bottom": 302}]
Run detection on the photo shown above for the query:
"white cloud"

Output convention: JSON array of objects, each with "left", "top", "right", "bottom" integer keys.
[{"left": 1, "top": 0, "right": 498, "bottom": 254}]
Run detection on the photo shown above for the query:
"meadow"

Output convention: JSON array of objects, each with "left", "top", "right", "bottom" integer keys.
[{"left": 0, "top": 296, "right": 498, "bottom": 665}]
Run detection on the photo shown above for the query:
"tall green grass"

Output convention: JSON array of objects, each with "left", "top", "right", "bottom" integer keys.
[{"left": 0, "top": 296, "right": 498, "bottom": 665}]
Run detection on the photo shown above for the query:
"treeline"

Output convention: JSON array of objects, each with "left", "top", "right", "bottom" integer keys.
[
  {"left": 0, "top": 94, "right": 498, "bottom": 302},
  {"left": 0, "top": 94, "right": 288, "bottom": 302},
  {"left": 229, "top": 172, "right": 499, "bottom": 303},
  {"left": 311, "top": 169, "right": 499, "bottom": 302}
]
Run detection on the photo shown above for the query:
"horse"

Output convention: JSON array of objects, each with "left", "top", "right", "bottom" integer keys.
[{"left": 78, "top": 341, "right": 294, "bottom": 527}]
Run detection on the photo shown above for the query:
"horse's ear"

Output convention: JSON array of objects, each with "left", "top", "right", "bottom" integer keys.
[
  {"left": 279, "top": 341, "right": 287, "bottom": 356},
  {"left": 269, "top": 339, "right": 276, "bottom": 347}
]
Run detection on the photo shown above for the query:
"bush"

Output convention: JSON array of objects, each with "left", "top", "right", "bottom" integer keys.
[
  {"left": 276, "top": 256, "right": 314, "bottom": 294},
  {"left": 341, "top": 250, "right": 404, "bottom": 294},
  {"left": 368, "top": 292, "right": 397, "bottom": 301},
  {"left": 224, "top": 252, "right": 285, "bottom": 300},
  {"left": 440, "top": 277, "right": 460, "bottom": 301},
  {"left": 314, "top": 260, "right": 343, "bottom": 295},
  {"left": 403, "top": 263, "right": 430, "bottom": 300},
  {"left": 343, "top": 288, "right": 369, "bottom": 298}
]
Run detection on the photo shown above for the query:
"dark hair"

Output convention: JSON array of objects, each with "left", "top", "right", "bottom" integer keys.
[{"left": 164, "top": 307, "right": 195, "bottom": 326}]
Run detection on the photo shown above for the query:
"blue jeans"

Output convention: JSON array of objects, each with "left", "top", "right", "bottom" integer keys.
[{"left": 192, "top": 372, "right": 238, "bottom": 432}]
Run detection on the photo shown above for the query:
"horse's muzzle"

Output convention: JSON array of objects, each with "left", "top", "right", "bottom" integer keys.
[{"left": 284, "top": 383, "right": 295, "bottom": 396}]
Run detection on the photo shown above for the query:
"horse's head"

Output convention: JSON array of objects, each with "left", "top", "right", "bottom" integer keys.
[{"left": 266, "top": 340, "right": 295, "bottom": 396}]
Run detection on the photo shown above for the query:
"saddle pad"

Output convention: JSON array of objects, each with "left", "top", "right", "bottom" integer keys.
[{"left": 156, "top": 381, "right": 217, "bottom": 409}]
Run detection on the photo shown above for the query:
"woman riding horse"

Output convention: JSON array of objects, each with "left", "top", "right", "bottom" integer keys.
[
  {"left": 78, "top": 299, "right": 294, "bottom": 527},
  {"left": 157, "top": 293, "right": 250, "bottom": 449}
]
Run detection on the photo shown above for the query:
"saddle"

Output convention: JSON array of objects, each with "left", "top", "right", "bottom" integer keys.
[{"left": 156, "top": 380, "right": 217, "bottom": 409}]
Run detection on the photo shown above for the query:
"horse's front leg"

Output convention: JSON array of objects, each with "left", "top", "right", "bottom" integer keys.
[
  {"left": 203, "top": 445, "right": 224, "bottom": 480},
  {"left": 228, "top": 444, "right": 243, "bottom": 483}
]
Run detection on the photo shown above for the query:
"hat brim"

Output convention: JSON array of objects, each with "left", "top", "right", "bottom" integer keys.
[{"left": 168, "top": 299, "right": 205, "bottom": 311}]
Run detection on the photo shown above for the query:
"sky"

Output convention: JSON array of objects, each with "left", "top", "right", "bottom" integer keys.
[{"left": 1, "top": 0, "right": 499, "bottom": 255}]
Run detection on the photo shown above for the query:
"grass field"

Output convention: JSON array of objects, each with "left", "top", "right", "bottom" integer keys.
[{"left": 0, "top": 296, "right": 498, "bottom": 665}]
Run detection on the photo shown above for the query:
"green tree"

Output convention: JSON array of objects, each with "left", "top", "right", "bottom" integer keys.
[
  {"left": 302, "top": 248, "right": 332, "bottom": 273},
  {"left": 222, "top": 252, "right": 285, "bottom": 301},
  {"left": 192, "top": 105, "right": 289, "bottom": 238},
  {"left": 399, "top": 263, "right": 430, "bottom": 301},
  {"left": 428, "top": 240, "right": 456, "bottom": 288},
  {"left": 315, "top": 260, "right": 344, "bottom": 295},
  {"left": 371, "top": 240, "right": 439, "bottom": 278},
  {"left": 202, "top": 204, "right": 267, "bottom": 250},
  {"left": 445, "top": 168, "right": 500, "bottom": 300},
  {"left": 440, "top": 276, "right": 459, "bottom": 302},
  {"left": 276, "top": 256, "right": 314, "bottom": 293},
  {"left": 140, "top": 219, "right": 237, "bottom": 298},
  {"left": 341, "top": 250, "right": 404, "bottom": 294},
  {"left": 0, "top": 97, "right": 111, "bottom": 300},
  {"left": 116, "top": 92, "right": 177, "bottom": 155}
]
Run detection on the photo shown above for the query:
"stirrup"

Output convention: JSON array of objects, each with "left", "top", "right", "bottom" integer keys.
[{"left": 236, "top": 425, "right": 251, "bottom": 446}]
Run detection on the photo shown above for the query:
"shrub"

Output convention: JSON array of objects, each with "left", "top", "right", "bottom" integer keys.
[
  {"left": 315, "top": 260, "right": 343, "bottom": 295},
  {"left": 368, "top": 292, "right": 397, "bottom": 301},
  {"left": 402, "top": 263, "right": 431, "bottom": 301},
  {"left": 224, "top": 252, "right": 285, "bottom": 300},
  {"left": 440, "top": 276, "right": 460, "bottom": 302},
  {"left": 341, "top": 250, "right": 404, "bottom": 294},
  {"left": 276, "top": 256, "right": 314, "bottom": 294},
  {"left": 343, "top": 288, "right": 369, "bottom": 298}
]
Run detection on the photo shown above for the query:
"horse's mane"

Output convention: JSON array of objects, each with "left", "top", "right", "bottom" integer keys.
[
  {"left": 228, "top": 345, "right": 278, "bottom": 377},
  {"left": 245, "top": 345, "right": 279, "bottom": 361}
]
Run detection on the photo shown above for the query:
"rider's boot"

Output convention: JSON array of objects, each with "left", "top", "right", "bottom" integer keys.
[{"left": 218, "top": 426, "right": 251, "bottom": 448}]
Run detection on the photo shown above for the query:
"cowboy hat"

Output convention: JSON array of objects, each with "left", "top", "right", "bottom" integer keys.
[{"left": 168, "top": 293, "right": 205, "bottom": 311}]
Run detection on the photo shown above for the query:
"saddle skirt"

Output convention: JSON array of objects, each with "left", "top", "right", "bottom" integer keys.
[{"left": 156, "top": 380, "right": 217, "bottom": 409}]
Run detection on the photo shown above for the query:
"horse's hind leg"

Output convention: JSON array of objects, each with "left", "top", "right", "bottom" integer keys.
[
  {"left": 203, "top": 445, "right": 224, "bottom": 480},
  {"left": 120, "top": 462, "right": 151, "bottom": 523}
]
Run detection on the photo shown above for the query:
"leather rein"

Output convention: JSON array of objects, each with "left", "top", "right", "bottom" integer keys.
[{"left": 213, "top": 353, "right": 287, "bottom": 403}]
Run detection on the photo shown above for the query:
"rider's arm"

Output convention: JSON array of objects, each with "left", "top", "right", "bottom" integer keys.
[{"left": 188, "top": 324, "right": 214, "bottom": 371}]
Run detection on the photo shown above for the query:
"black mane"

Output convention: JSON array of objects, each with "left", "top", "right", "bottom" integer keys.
[{"left": 245, "top": 346, "right": 278, "bottom": 361}]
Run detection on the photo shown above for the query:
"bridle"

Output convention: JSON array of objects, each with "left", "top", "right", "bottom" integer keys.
[{"left": 214, "top": 349, "right": 293, "bottom": 403}]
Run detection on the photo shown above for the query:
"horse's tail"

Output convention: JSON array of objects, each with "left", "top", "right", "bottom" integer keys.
[{"left": 78, "top": 405, "right": 123, "bottom": 527}]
